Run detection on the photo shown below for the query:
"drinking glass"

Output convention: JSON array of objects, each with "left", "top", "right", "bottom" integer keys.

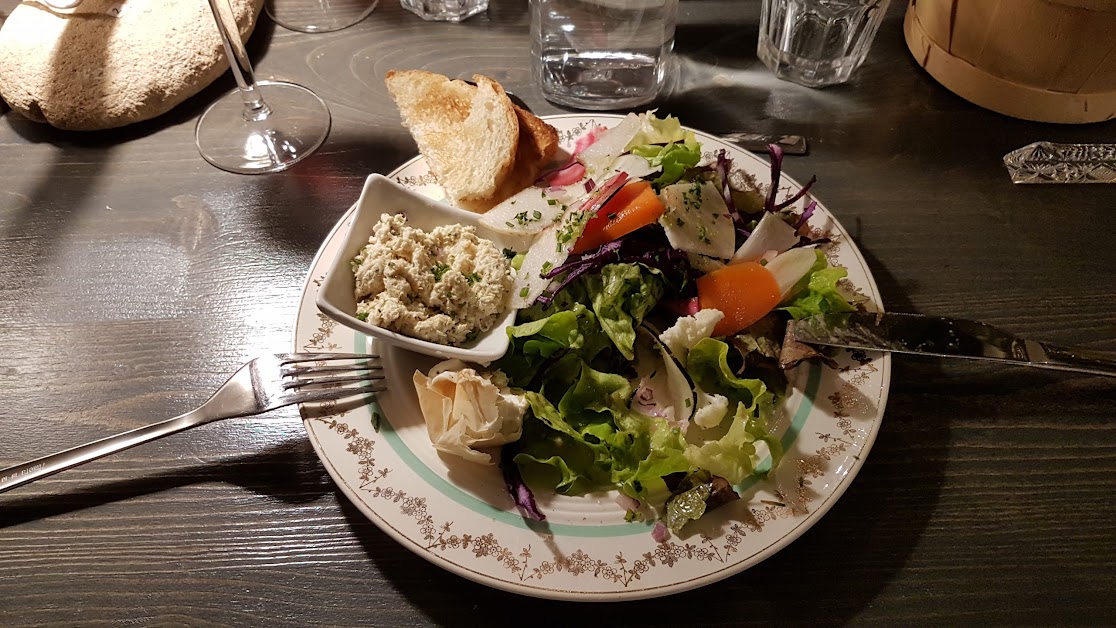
[
  {"left": 758, "top": 0, "right": 891, "bottom": 88},
  {"left": 266, "top": 0, "right": 379, "bottom": 33},
  {"left": 196, "top": 0, "right": 331, "bottom": 174},
  {"left": 530, "top": 0, "right": 678, "bottom": 110},
  {"left": 401, "top": 0, "right": 488, "bottom": 21}
]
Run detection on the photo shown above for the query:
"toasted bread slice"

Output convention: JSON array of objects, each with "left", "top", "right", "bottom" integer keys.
[
  {"left": 458, "top": 104, "right": 561, "bottom": 212},
  {"left": 385, "top": 70, "right": 560, "bottom": 212},
  {"left": 385, "top": 70, "right": 519, "bottom": 206}
]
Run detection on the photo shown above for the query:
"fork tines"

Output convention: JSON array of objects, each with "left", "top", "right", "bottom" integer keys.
[
  {"left": 276, "top": 353, "right": 386, "bottom": 397},
  {"left": 278, "top": 352, "right": 381, "bottom": 363}
]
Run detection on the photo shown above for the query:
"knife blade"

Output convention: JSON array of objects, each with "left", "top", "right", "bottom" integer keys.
[
  {"left": 720, "top": 132, "right": 808, "bottom": 156},
  {"left": 788, "top": 312, "right": 1116, "bottom": 377}
]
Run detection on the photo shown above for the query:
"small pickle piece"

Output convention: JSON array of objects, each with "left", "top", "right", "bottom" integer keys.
[{"left": 664, "top": 482, "right": 712, "bottom": 535}]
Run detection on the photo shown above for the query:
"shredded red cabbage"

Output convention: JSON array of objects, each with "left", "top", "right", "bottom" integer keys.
[
  {"left": 501, "top": 449, "right": 545, "bottom": 521},
  {"left": 795, "top": 199, "right": 818, "bottom": 229},
  {"left": 534, "top": 227, "right": 697, "bottom": 306},
  {"left": 715, "top": 149, "right": 753, "bottom": 242},
  {"left": 715, "top": 149, "right": 737, "bottom": 217},
  {"left": 764, "top": 143, "right": 817, "bottom": 212},
  {"left": 763, "top": 144, "right": 785, "bottom": 213}
]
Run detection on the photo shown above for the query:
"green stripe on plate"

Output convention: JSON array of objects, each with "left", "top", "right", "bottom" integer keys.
[{"left": 355, "top": 330, "right": 820, "bottom": 538}]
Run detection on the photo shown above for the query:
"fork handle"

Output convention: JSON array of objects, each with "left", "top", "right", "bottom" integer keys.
[{"left": 0, "top": 409, "right": 211, "bottom": 494}]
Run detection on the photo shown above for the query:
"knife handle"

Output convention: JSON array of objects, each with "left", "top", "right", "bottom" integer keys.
[{"left": 1033, "top": 341, "right": 1116, "bottom": 377}]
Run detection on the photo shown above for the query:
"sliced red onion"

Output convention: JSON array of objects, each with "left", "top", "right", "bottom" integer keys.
[
  {"left": 651, "top": 522, "right": 670, "bottom": 543},
  {"left": 662, "top": 296, "right": 701, "bottom": 317},
  {"left": 544, "top": 161, "right": 586, "bottom": 187},
  {"left": 572, "top": 126, "right": 607, "bottom": 155},
  {"left": 615, "top": 494, "right": 641, "bottom": 512}
]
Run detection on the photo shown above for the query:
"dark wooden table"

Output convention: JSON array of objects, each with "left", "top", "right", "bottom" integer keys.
[{"left": 2, "top": 0, "right": 1114, "bottom": 624}]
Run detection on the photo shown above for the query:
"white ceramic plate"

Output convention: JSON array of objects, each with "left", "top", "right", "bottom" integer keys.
[{"left": 293, "top": 114, "right": 890, "bottom": 601}]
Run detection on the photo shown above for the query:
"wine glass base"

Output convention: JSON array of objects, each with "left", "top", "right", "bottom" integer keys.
[
  {"left": 266, "top": 0, "right": 379, "bottom": 33},
  {"left": 196, "top": 80, "right": 331, "bottom": 175}
]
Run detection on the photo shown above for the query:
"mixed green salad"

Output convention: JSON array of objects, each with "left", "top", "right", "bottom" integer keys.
[{"left": 459, "top": 113, "right": 859, "bottom": 536}]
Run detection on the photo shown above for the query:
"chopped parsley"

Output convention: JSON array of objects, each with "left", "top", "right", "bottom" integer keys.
[
  {"left": 464, "top": 272, "right": 482, "bottom": 284},
  {"left": 511, "top": 209, "right": 546, "bottom": 226},
  {"left": 519, "top": 286, "right": 529, "bottom": 298},
  {"left": 431, "top": 262, "right": 451, "bottom": 281},
  {"left": 356, "top": 312, "right": 369, "bottom": 321},
  {"left": 555, "top": 209, "right": 593, "bottom": 252}
]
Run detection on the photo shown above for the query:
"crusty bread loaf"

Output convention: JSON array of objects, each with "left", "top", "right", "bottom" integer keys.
[
  {"left": 0, "top": 0, "right": 263, "bottom": 131},
  {"left": 385, "top": 70, "right": 558, "bottom": 212}
]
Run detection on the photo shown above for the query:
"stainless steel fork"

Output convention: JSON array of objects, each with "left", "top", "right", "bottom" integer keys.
[{"left": 0, "top": 353, "right": 384, "bottom": 494}]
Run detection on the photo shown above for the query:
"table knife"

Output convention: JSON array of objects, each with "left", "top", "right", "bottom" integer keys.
[{"left": 788, "top": 312, "right": 1116, "bottom": 377}]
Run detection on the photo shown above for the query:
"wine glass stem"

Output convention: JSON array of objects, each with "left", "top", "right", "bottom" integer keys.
[{"left": 207, "top": 0, "right": 272, "bottom": 122}]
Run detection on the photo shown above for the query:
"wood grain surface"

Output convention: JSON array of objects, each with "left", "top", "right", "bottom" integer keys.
[{"left": 1, "top": 0, "right": 1114, "bottom": 625}]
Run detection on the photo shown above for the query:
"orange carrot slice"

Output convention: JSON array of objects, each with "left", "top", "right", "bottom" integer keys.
[
  {"left": 697, "top": 262, "right": 782, "bottom": 337},
  {"left": 570, "top": 181, "right": 665, "bottom": 254}
]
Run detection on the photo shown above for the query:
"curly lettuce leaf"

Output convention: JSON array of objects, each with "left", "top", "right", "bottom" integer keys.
[
  {"left": 780, "top": 249, "right": 857, "bottom": 320},
  {"left": 686, "top": 338, "right": 772, "bottom": 418},
  {"left": 496, "top": 301, "right": 611, "bottom": 387},
  {"left": 626, "top": 112, "right": 696, "bottom": 148},
  {"left": 683, "top": 398, "right": 782, "bottom": 485},
  {"left": 630, "top": 141, "right": 702, "bottom": 188},
  {"left": 513, "top": 360, "right": 690, "bottom": 500},
  {"left": 583, "top": 263, "right": 664, "bottom": 361}
]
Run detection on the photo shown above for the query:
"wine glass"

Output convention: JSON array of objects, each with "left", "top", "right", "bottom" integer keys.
[
  {"left": 196, "top": 0, "right": 331, "bottom": 174},
  {"left": 265, "top": 0, "right": 379, "bottom": 33}
]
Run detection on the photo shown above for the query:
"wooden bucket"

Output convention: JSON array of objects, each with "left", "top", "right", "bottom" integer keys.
[{"left": 903, "top": 0, "right": 1116, "bottom": 124}]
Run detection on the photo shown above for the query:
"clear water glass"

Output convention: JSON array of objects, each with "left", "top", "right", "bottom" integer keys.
[
  {"left": 401, "top": 0, "right": 487, "bottom": 21},
  {"left": 531, "top": 0, "right": 678, "bottom": 110},
  {"left": 758, "top": 0, "right": 891, "bottom": 88}
]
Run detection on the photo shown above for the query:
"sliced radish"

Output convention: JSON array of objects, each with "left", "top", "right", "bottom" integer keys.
[
  {"left": 632, "top": 325, "right": 698, "bottom": 427},
  {"left": 765, "top": 246, "right": 818, "bottom": 299},
  {"left": 731, "top": 212, "right": 800, "bottom": 264},
  {"left": 578, "top": 113, "right": 641, "bottom": 178},
  {"left": 509, "top": 173, "right": 629, "bottom": 307},
  {"left": 608, "top": 153, "right": 657, "bottom": 180},
  {"left": 480, "top": 182, "right": 585, "bottom": 236}
]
